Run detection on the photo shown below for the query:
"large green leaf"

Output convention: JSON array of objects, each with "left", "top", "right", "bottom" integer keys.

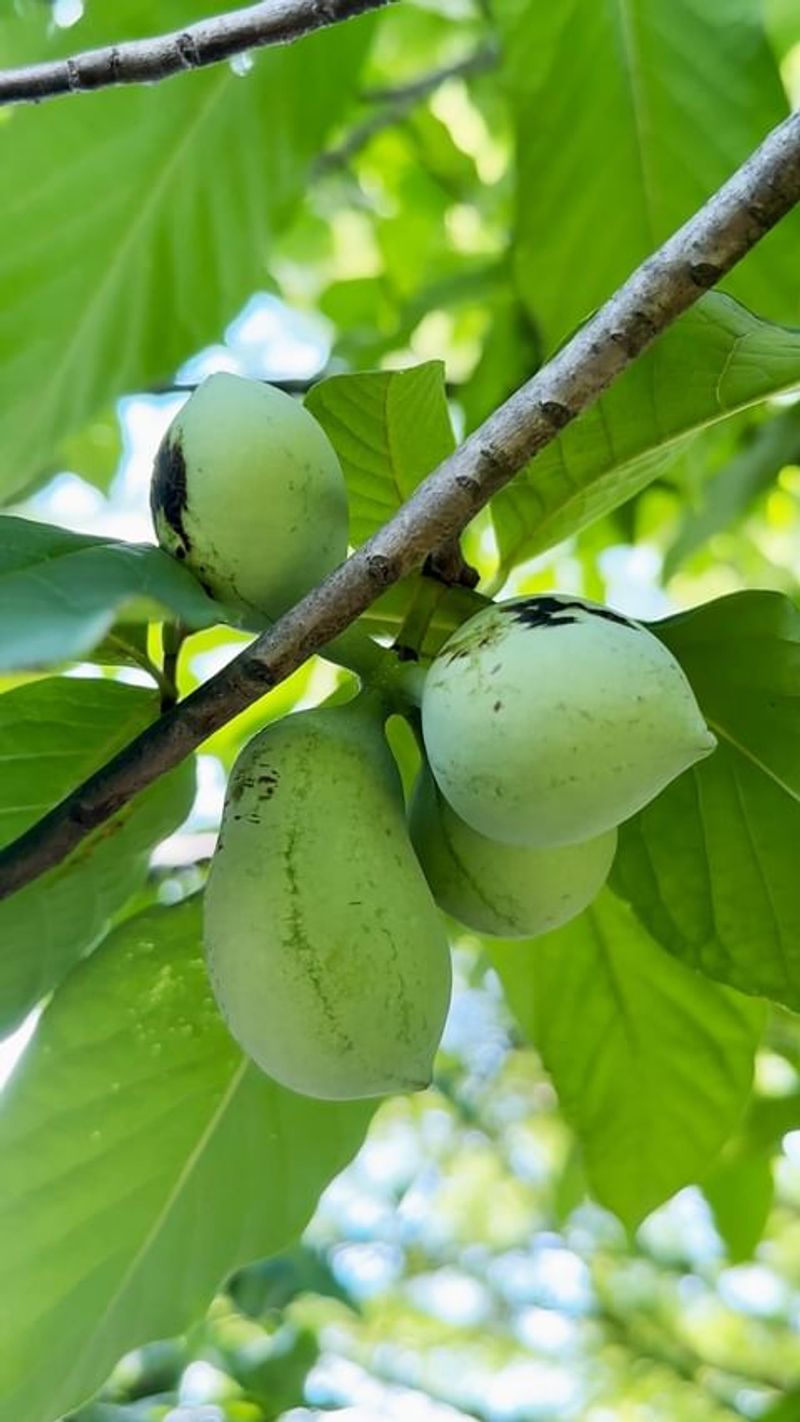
[
  {"left": 305, "top": 362, "right": 456, "bottom": 547},
  {"left": 491, "top": 890, "right": 763, "bottom": 1228},
  {"left": 0, "top": 4, "right": 374, "bottom": 498},
  {"left": 613, "top": 591, "right": 800, "bottom": 1010},
  {"left": 0, "top": 898, "right": 373, "bottom": 1422},
  {"left": 501, "top": 0, "right": 800, "bottom": 350},
  {"left": 0, "top": 517, "right": 227, "bottom": 669},
  {"left": 491, "top": 295, "right": 800, "bottom": 575},
  {"left": 0, "top": 678, "right": 194, "bottom": 1032}
]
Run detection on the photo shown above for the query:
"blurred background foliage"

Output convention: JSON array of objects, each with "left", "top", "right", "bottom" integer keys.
[{"left": 2, "top": 0, "right": 800, "bottom": 1418}]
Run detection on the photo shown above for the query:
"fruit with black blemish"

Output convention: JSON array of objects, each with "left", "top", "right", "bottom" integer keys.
[
  {"left": 421, "top": 594, "right": 716, "bottom": 847},
  {"left": 150, "top": 373, "right": 348, "bottom": 623},
  {"left": 204, "top": 697, "right": 452, "bottom": 1101}
]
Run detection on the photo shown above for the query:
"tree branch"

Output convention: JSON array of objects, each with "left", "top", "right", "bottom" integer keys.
[
  {"left": 316, "top": 43, "right": 498, "bottom": 170},
  {"left": 2, "top": 107, "right": 800, "bottom": 897},
  {"left": 0, "top": 0, "right": 395, "bottom": 108}
]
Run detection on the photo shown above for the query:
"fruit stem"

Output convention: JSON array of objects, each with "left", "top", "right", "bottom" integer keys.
[
  {"left": 322, "top": 626, "right": 424, "bottom": 713},
  {"left": 160, "top": 619, "right": 187, "bottom": 711}
]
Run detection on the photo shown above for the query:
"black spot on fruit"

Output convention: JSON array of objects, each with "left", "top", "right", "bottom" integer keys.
[
  {"left": 257, "top": 770, "right": 280, "bottom": 800},
  {"left": 506, "top": 596, "right": 636, "bottom": 632},
  {"left": 151, "top": 434, "right": 191, "bottom": 552},
  {"left": 229, "top": 774, "right": 256, "bottom": 806}
]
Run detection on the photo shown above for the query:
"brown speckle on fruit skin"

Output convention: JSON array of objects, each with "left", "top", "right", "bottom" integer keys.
[
  {"left": 151, "top": 434, "right": 192, "bottom": 554},
  {"left": 257, "top": 771, "right": 280, "bottom": 801}
]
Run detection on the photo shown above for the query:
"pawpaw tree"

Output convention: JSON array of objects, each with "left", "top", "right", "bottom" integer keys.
[{"left": 1, "top": 1, "right": 800, "bottom": 1419}]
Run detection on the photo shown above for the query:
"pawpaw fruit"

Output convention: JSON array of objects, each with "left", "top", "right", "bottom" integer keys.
[
  {"left": 409, "top": 766, "right": 616, "bottom": 938},
  {"left": 421, "top": 594, "right": 715, "bottom": 847},
  {"left": 151, "top": 373, "right": 348, "bottom": 623},
  {"left": 204, "top": 697, "right": 452, "bottom": 1100}
]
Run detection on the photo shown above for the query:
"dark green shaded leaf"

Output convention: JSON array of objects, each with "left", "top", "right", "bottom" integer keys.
[
  {"left": 0, "top": 678, "right": 194, "bottom": 1031},
  {"left": 665, "top": 405, "right": 800, "bottom": 576}
]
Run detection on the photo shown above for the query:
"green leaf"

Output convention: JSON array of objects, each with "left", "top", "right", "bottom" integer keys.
[
  {"left": 490, "top": 890, "right": 763, "bottom": 1229},
  {"left": 0, "top": 9, "right": 374, "bottom": 498},
  {"left": 305, "top": 363, "right": 456, "bottom": 546},
  {"left": 0, "top": 517, "right": 226, "bottom": 669},
  {"left": 760, "top": 1392, "right": 800, "bottom": 1422},
  {"left": 766, "top": 0, "right": 800, "bottom": 57},
  {"left": 57, "top": 410, "right": 123, "bottom": 495},
  {"left": 664, "top": 405, "right": 800, "bottom": 576},
  {"left": 613, "top": 591, "right": 800, "bottom": 1010},
  {"left": 0, "top": 678, "right": 194, "bottom": 1032},
  {"left": 0, "top": 897, "right": 373, "bottom": 1422},
  {"left": 227, "top": 1323, "right": 320, "bottom": 1415},
  {"left": 89, "top": 623, "right": 152, "bottom": 671},
  {"left": 501, "top": 0, "right": 800, "bottom": 351},
  {"left": 491, "top": 294, "right": 800, "bottom": 575},
  {"left": 703, "top": 1145, "right": 774, "bottom": 1263},
  {"left": 228, "top": 1244, "right": 355, "bottom": 1318}
]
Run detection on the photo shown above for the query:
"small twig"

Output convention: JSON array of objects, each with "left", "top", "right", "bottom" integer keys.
[
  {"left": 0, "top": 0, "right": 396, "bottom": 108},
  {"left": 160, "top": 620, "right": 187, "bottom": 712},
  {"left": 423, "top": 535, "right": 480, "bottom": 589},
  {"left": 360, "top": 41, "right": 498, "bottom": 104},
  {"left": 102, "top": 631, "right": 175, "bottom": 702},
  {"left": 2, "top": 105, "right": 800, "bottom": 897},
  {"left": 317, "top": 42, "right": 498, "bottom": 171}
]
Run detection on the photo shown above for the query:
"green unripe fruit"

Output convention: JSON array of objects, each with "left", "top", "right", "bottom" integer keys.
[
  {"left": 409, "top": 767, "right": 617, "bottom": 939},
  {"left": 204, "top": 698, "right": 452, "bottom": 1101},
  {"left": 422, "top": 594, "right": 716, "bottom": 848},
  {"left": 151, "top": 373, "right": 348, "bottom": 622}
]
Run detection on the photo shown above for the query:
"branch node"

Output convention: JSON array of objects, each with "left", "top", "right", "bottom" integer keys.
[
  {"left": 423, "top": 536, "right": 480, "bottom": 589},
  {"left": 476, "top": 443, "right": 509, "bottom": 479},
  {"left": 175, "top": 32, "right": 203, "bottom": 70},
  {"left": 366, "top": 552, "right": 397, "bottom": 586},
  {"left": 539, "top": 399, "right": 572, "bottom": 429},
  {"left": 688, "top": 261, "right": 721, "bottom": 289}
]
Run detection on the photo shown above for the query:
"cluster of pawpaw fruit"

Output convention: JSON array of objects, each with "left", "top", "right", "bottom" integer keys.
[{"left": 152, "top": 375, "right": 717, "bottom": 1102}]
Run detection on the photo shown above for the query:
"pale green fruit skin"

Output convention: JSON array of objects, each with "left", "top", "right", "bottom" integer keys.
[
  {"left": 409, "top": 767, "right": 617, "bottom": 939},
  {"left": 151, "top": 373, "right": 348, "bottom": 622},
  {"left": 204, "top": 699, "right": 452, "bottom": 1101},
  {"left": 421, "top": 594, "right": 717, "bottom": 848}
]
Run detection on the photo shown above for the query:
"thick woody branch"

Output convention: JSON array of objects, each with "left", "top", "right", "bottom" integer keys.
[
  {"left": 0, "top": 0, "right": 395, "bottom": 108},
  {"left": 2, "top": 107, "right": 800, "bottom": 897}
]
